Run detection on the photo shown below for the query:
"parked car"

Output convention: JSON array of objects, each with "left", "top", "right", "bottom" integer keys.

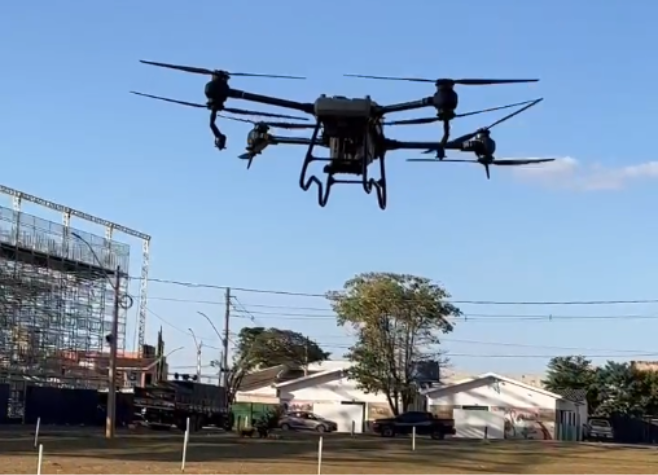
[
  {"left": 372, "top": 411, "right": 455, "bottom": 440},
  {"left": 279, "top": 411, "right": 338, "bottom": 433},
  {"left": 584, "top": 417, "right": 614, "bottom": 441}
]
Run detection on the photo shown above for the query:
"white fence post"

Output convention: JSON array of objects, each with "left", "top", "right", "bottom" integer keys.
[
  {"left": 412, "top": 426, "right": 416, "bottom": 451},
  {"left": 181, "top": 417, "right": 190, "bottom": 472},
  {"left": 36, "top": 444, "right": 43, "bottom": 475},
  {"left": 317, "top": 436, "right": 323, "bottom": 475}
]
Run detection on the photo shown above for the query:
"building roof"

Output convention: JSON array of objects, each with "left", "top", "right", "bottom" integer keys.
[
  {"left": 238, "top": 365, "right": 317, "bottom": 392},
  {"left": 238, "top": 360, "right": 354, "bottom": 392},
  {"left": 274, "top": 367, "right": 345, "bottom": 389},
  {"left": 422, "top": 372, "right": 565, "bottom": 400}
]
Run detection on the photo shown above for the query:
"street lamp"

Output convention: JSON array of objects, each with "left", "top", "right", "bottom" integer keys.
[
  {"left": 71, "top": 231, "right": 133, "bottom": 439},
  {"left": 197, "top": 311, "right": 227, "bottom": 387},
  {"left": 188, "top": 328, "right": 203, "bottom": 381}
]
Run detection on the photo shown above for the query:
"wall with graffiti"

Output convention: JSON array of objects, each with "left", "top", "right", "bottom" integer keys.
[
  {"left": 428, "top": 404, "right": 555, "bottom": 440},
  {"left": 492, "top": 406, "right": 555, "bottom": 440},
  {"left": 281, "top": 400, "right": 314, "bottom": 412}
]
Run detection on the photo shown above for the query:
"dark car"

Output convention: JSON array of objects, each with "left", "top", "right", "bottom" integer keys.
[{"left": 372, "top": 411, "right": 455, "bottom": 440}]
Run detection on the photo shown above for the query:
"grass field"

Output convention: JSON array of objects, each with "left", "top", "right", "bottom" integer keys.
[{"left": 1, "top": 429, "right": 657, "bottom": 474}]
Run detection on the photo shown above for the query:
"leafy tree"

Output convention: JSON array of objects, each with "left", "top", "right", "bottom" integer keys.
[
  {"left": 543, "top": 355, "right": 600, "bottom": 414},
  {"left": 543, "top": 357, "right": 658, "bottom": 416},
  {"left": 593, "top": 361, "right": 658, "bottom": 416},
  {"left": 327, "top": 272, "right": 460, "bottom": 415},
  {"left": 595, "top": 361, "right": 637, "bottom": 415},
  {"left": 225, "top": 327, "right": 330, "bottom": 403}
]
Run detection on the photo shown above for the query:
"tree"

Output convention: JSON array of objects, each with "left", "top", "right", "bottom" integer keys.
[
  {"left": 543, "top": 357, "right": 658, "bottom": 417},
  {"left": 226, "top": 327, "right": 330, "bottom": 403},
  {"left": 327, "top": 272, "right": 460, "bottom": 415},
  {"left": 543, "top": 355, "right": 600, "bottom": 414}
]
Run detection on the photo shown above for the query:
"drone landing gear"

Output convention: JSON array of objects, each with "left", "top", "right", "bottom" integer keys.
[{"left": 299, "top": 125, "right": 388, "bottom": 210}]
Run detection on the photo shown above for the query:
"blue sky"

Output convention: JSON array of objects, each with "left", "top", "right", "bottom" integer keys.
[{"left": 2, "top": 1, "right": 658, "bottom": 379}]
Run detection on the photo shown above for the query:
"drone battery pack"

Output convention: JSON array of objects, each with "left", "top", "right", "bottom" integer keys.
[{"left": 314, "top": 96, "right": 375, "bottom": 118}]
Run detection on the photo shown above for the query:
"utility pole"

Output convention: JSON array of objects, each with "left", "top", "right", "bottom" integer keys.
[
  {"left": 106, "top": 266, "right": 121, "bottom": 439},
  {"left": 222, "top": 287, "right": 231, "bottom": 388}
]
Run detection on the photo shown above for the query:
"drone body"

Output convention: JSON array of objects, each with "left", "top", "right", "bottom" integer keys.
[{"left": 132, "top": 60, "right": 555, "bottom": 209}]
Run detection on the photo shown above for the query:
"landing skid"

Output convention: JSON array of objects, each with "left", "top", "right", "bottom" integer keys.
[{"left": 299, "top": 124, "right": 388, "bottom": 210}]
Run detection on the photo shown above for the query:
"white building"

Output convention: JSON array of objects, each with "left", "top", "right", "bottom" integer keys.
[
  {"left": 424, "top": 372, "right": 586, "bottom": 440},
  {"left": 235, "top": 361, "right": 406, "bottom": 433},
  {"left": 276, "top": 361, "right": 395, "bottom": 433}
]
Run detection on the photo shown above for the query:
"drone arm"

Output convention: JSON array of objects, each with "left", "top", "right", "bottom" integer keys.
[
  {"left": 379, "top": 96, "right": 433, "bottom": 115},
  {"left": 229, "top": 88, "right": 315, "bottom": 114},
  {"left": 269, "top": 136, "right": 325, "bottom": 147},
  {"left": 385, "top": 139, "right": 445, "bottom": 153}
]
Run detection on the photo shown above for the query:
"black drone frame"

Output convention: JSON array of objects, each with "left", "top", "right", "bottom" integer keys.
[{"left": 298, "top": 124, "right": 388, "bottom": 209}]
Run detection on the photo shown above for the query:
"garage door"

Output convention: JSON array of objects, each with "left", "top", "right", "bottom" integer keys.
[
  {"left": 313, "top": 402, "right": 365, "bottom": 433},
  {"left": 454, "top": 409, "right": 505, "bottom": 439}
]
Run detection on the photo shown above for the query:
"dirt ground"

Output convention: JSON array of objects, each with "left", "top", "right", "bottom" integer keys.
[{"left": 1, "top": 428, "right": 657, "bottom": 474}]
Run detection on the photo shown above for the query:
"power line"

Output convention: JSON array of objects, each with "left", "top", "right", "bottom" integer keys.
[
  {"left": 144, "top": 306, "right": 221, "bottom": 347},
  {"left": 139, "top": 278, "right": 658, "bottom": 306},
  {"left": 147, "top": 296, "right": 658, "bottom": 323}
]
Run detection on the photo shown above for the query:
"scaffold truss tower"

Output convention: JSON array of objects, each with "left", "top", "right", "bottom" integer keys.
[{"left": 0, "top": 185, "right": 152, "bottom": 355}]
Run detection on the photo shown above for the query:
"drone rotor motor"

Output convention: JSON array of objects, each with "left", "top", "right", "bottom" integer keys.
[
  {"left": 204, "top": 77, "right": 231, "bottom": 103},
  {"left": 432, "top": 86, "right": 459, "bottom": 116}
]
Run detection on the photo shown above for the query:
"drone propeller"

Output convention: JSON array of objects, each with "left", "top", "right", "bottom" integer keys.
[
  {"left": 139, "top": 60, "right": 306, "bottom": 80},
  {"left": 407, "top": 157, "right": 556, "bottom": 179},
  {"left": 449, "top": 98, "right": 544, "bottom": 144},
  {"left": 130, "top": 91, "right": 309, "bottom": 121},
  {"left": 218, "top": 115, "right": 315, "bottom": 129},
  {"left": 407, "top": 158, "right": 556, "bottom": 165},
  {"left": 420, "top": 98, "right": 544, "bottom": 155},
  {"left": 383, "top": 99, "right": 539, "bottom": 126},
  {"left": 345, "top": 74, "right": 538, "bottom": 86}
]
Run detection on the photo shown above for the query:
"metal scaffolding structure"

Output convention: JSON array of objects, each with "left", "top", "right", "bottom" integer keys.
[
  {"left": 0, "top": 185, "right": 152, "bottom": 356},
  {"left": 0, "top": 204, "right": 129, "bottom": 381}
]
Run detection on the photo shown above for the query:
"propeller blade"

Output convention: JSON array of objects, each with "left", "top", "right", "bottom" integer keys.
[
  {"left": 223, "top": 107, "right": 308, "bottom": 121},
  {"left": 218, "top": 115, "right": 257, "bottom": 125},
  {"left": 345, "top": 74, "right": 539, "bottom": 86},
  {"left": 384, "top": 117, "right": 438, "bottom": 126},
  {"left": 484, "top": 163, "right": 491, "bottom": 179},
  {"left": 130, "top": 91, "right": 206, "bottom": 108},
  {"left": 485, "top": 98, "right": 544, "bottom": 130},
  {"left": 139, "top": 60, "right": 305, "bottom": 80},
  {"left": 492, "top": 158, "right": 556, "bottom": 166},
  {"left": 219, "top": 115, "right": 315, "bottom": 130},
  {"left": 448, "top": 98, "right": 544, "bottom": 144},
  {"left": 385, "top": 99, "right": 540, "bottom": 126},
  {"left": 344, "top": 74, "right": 435, "bottom": 83},
  {"left": 407, "top": 158, "right": 448, "bottom": 163},
  {"left": 450, "top": 79, "right": 539, "bottom": 86},
  {"left": 238, "top": 153, "right": 257, "bottom": 170},
  {"left": 261, "top": 122, "right": 316, "bottom": 129},
  {"left": 139, "top": 60, "right": 215, "bottom": 76},
  {"left": 455, "top": 99, "right": 540, "bottom": 118},
  {"left": 230, "top": 72, "right": 306, "bottom": 80}
]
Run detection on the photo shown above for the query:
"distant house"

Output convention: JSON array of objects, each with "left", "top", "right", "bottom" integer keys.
[
  {"left": 423, "top": 372, "right": 586, "bottom": 440},
  {"left": 235, "top": 360, "right": 424, "bottom": 433},
  {"left": 631, "top": 360, "right": 658, "bottom": 372}
]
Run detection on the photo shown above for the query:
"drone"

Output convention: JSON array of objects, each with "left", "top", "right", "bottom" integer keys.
[{"left": 133, "top": 60, "right": 554, "bottom": 210}]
